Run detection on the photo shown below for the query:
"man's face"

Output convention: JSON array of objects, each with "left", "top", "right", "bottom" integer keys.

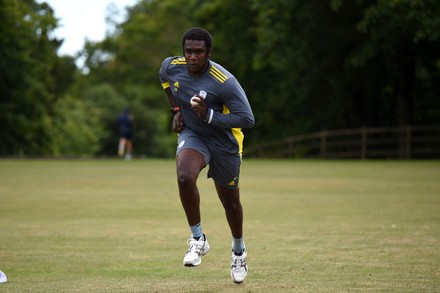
[{"left": 184, "top": 39, "right": 211, "bottom": 76}]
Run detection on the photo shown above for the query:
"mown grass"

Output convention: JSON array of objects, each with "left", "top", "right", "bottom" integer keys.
[{"left": 0, "top": 159, "right": 439, "bottom": 292}]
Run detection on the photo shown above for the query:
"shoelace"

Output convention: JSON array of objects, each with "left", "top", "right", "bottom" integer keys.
[
  {"left": 186, "top": 239, "right": 203, "bottom": 255},
  {"left": 231, "top": 256, "right": 246, "bottom": 270}
]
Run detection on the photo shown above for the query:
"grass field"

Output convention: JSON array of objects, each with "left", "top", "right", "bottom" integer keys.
[{"left": 0, "top": 159, "right": 439, "bottom": 292}]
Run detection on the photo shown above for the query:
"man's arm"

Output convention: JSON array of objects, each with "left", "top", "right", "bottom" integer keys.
[
  {"left": 163, "top": 86, "right": 184, "bottom": 133},
  {"left": 208, "top": 78, "right": 255, "bottom": 129},
  {"left": 159, "top": 58, "right": 185, "bottom": 133},
  {"left": 164, "top": 86, "right": 178, "bottom": 108}
]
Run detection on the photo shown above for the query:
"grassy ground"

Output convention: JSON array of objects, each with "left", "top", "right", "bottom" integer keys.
[{"left": 0, "top": 159, "right": 439, "bottom": 292}]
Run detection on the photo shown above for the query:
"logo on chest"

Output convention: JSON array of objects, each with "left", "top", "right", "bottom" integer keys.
[{"left": 173, "top": 81, "right": 179, "bottom": 92}]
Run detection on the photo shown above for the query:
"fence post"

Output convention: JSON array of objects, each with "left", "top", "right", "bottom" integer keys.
[
  {"left": 361, "top": 127, "right": 367, "bottom": 160},
  {"left": 398, "top": 125, "right": 412, "bottom": 159},
  {"left": 320, "top": 131, "right": 327, "bottom": 159}
]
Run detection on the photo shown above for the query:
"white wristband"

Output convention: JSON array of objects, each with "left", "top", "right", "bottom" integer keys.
[{"left": 207, "top": 109, "right": 214, "bottom": 124}]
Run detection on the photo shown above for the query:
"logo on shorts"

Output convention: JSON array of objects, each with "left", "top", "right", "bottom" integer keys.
[
  {"left": 228, "top": 177, "right": 239, "bottom": 187},
  {"left": 178, "top": 140, "right": 185, "bottom": 149}
]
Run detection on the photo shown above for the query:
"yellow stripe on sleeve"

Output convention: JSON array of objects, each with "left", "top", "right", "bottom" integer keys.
[
  {"left": 209, "top": 66, "right": 228, "bottom": 83},
  {"left": 162, "top": 81, "right": 170, "bottom": 89},
  {"left": 171, "top": 57, "right": 186, "bottom": 64}
]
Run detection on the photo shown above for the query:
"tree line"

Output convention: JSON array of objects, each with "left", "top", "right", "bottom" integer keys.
[{"left": 1, "top": 0, "right": 439, "bottom": 157}]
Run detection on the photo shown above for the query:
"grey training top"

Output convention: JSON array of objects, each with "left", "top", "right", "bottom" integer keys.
[{"left": 159, "top": 56, "right": 255, "bottom": 155}]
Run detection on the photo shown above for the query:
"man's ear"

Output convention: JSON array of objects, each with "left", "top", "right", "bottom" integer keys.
[{"left": 207, "top": 48, "right": 212, "bottom": 58}]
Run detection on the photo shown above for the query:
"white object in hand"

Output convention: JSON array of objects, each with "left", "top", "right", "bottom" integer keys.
[
  {"left": 190, "top": 90, "right": 207, "bottom": 106},
  {"left": 190, "top": 96, "right": 202, "bottom": 106}
]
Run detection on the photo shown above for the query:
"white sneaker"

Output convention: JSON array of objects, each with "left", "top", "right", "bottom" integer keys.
[
  {"left": 231, "top": 250, "right": 248, "bottom": 283},
  {"left": 183, "top": 235, "right": 210, "bottom": 267}
]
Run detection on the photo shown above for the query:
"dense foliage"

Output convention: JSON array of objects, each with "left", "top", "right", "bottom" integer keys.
[{"left": 1, "top": 0, "right": 439, "bottom": 157}]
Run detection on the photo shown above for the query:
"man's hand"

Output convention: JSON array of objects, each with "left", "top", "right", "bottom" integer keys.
[
  {"left": 191, "top": 95, "right": 208, "bottom": 121},
  {"left": 172, "top": 111, "right": 184, "bottom": 133}
]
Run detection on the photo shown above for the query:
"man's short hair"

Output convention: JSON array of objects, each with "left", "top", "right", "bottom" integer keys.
[{"left": 182, "top": 27, "right": 213, "bottom": 52}]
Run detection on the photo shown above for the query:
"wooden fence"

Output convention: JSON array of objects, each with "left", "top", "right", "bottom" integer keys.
[{"left": 244, "top": 125, "right": 440, "bottom": 159}]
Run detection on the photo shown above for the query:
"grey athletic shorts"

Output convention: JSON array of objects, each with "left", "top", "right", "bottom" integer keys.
[{"left": 176, "top": 130, "right": 241, "bottom": 190}]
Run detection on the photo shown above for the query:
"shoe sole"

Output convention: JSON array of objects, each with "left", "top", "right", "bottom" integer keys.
[
  {"left": 184, "top": 260, "right": 201, "bottom": 267},
  {"left": 231, "top": 267, "right": 248, "bottom": 284}
]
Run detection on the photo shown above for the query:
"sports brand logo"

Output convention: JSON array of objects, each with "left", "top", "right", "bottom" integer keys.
[{"left": 228, "top": 177, "right": 239, "bottom": 187}]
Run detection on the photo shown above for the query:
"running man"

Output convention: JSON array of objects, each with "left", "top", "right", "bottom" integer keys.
[{"left": 159, "top": 27, "right": 255, "bottom": 283}]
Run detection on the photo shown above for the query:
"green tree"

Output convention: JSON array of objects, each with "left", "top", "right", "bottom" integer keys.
[
  {"left": 72, "top": 0, "right": 202, "bottom": 157},
  {"left": 58, "top": 0, "right": 440, "bottom": 157},
  {"left": 51, "top": 55, "right": 77, "bottom": 98},
  {"left": 196, "top": 0, "right": 261, "bottom": 142},
  {"left": 249, "top": 1, "right": 369, "bottom": 136},
  {"left": 354, "top": 0, "right": 440, "bottom": 127},
  {"left": 0, "top": 0, "right": 59, "bottom": 155},
  {"left": 241, "top": 0, "right": 440, "bottom": 144},
  {"left": 50, "top": 95, "right": 102, "bottom": 156}
]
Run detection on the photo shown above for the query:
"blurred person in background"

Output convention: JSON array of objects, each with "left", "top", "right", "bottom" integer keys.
[{"left": 117, "top": 107, "right": 134, "bottom": 160}]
